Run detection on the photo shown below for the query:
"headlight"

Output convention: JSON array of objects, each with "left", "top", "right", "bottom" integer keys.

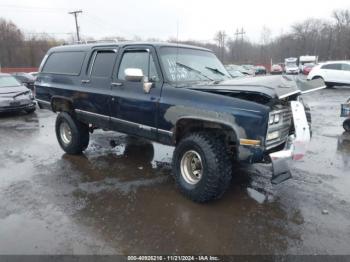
[
  {"left": 267, "top": 131, "right": 279, "bottom": 140},
  {"left": 269, "top": 113, "right": 281, "bottom": 125}
]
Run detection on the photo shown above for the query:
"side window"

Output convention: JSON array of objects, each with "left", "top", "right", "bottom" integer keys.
[
  {"left": 117, "top": 50, "right": 159, "bottom": 81},
  {"left": 42, "top": 51, "right": 86, "bottom": 75},
  {"left": 321, "top": 63, "right": 341, "bottom": 70},
  {"left": 89, "top": 50, "right": 117, "bottom": 78},
  {"left": 341, "top": 64, "right": 350, "bottom": 71}
]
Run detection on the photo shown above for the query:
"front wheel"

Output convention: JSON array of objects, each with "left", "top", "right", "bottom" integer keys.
[
  {"left": 55, "top": 112, "right": 90, "bottom": 154},
  {"left": 172, "top": 132, "right": 232, "bottom": 202}
]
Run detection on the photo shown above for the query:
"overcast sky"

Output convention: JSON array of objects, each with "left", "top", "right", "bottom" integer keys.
[{"left": 0, "top": 0, "right": 349, "bottom": 42}]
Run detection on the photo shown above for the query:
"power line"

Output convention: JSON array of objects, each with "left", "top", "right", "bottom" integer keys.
[
  {"left": 68, "top": 10, "right": 82, "bottom": 42},
  {"left": 0, "top": 4, "right": 68, "bottom": 11}
]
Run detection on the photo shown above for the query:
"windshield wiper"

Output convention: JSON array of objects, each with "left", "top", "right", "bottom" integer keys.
[
  {"left": 205, "top": 66, "right": 226, "bottom": 76},
  {"left": 176, "top": 62, "right": 214, "bottom": 81}
]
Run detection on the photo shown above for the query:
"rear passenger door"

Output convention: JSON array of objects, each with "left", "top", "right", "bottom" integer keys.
[
  {"left": 322, "top": 63, "right": 342, "bottom": 83},
  {"left": 110, "top": 46, "right": 162, "bottom": 140},
  {"left": 78, "top": 48, "right": 118, "bottom": 128},
  {"left": 340, "top": 63, "right": 350, "bottom": 85}
]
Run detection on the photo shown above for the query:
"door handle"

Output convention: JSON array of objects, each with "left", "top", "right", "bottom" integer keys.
[
  {"left": 111, "top": 82, "right": 123, "bottom": 87},
  {"left": 81, "top": 79, "right": 90, "bottom": 84}
]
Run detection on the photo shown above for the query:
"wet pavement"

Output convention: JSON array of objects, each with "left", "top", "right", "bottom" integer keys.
[{"left": 1, "top": 87, "right": 350, "bottom": 255}]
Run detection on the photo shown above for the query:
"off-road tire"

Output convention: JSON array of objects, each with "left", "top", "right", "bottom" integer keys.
[
  {"left": 55, "top": 112, "right": 89, "bottom": 154},
  {"left": 343, "top": 118, "right": 350, "bottom": 132},
  {"left": 173, "top": 132, "right": 232, "bottom": 202}
]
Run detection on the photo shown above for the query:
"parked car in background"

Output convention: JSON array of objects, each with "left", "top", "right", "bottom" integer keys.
[
  {"left": 302, "top": 63, "right": 315, "bottom": 75},
  {"left": 307, "top": 61, "right": 350, "bottom": 87},
  {"left": 284, "top": 57, "right": 299, "bottom": 74},
  {"left": 225, "top": 68, "right": 245, "bottom": 78},
  {"left": 225, "top": 64, "right": 254, "bottom": 76},
  {"left": 254, "top": 65, "right": 267, "bottom": 75},
  {"left": 0, "top": 73, "right": 36, "bottom": 114},
  {"left": 299, "top": 55, "right": 318, "bottom": 72},
  {"left": 270, "top": 64, "right": 283, "bottom": 75},
  {"left": 241, "top": 64, "right": 256, "bottom": 76},
  {"left": 11, "top": 72, "right": 35, "bottom": 91}
]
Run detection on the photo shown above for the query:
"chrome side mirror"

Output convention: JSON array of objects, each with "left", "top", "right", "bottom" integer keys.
[{"left": 125, "top": 68, "right": 144, "bottom": 82}]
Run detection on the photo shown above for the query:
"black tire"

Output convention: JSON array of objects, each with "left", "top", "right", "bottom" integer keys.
[
  {"left": 55, "top": 112, "right": 89, "bottom": 154},
  {"left": 172, "top": 132, "right": 232, "bottom": 202},
  {"left": 25, "top": 107, "right": 36, "bottom": 114},
  {"left": 343, "top": 118, "right": 350, "bottom": 132},
  {"left": 325, "top": 82, "right": 334, "bottom": 88}
]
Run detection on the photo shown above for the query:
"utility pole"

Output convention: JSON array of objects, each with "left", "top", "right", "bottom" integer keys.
[
  {"left": 234, "top": 27, "right": 246, "bottom": 41},
  {"left": 68, "top": 10, "right": 82, "bottom": 42}
]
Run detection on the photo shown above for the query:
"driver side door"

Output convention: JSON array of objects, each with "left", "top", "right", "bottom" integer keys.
[{"left": 110, "top": 46, "right": 163, "bottom": 140}]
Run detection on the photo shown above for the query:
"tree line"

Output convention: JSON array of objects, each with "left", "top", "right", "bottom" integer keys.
[
  {"left": 0, "top": 8, "right": 349, "bottom": 68},
  {"left": 0, "top": 18, "right": 61, "bottom": 68},
  {"left": 172, "top": 9, "right": 350, "bottom": 65}
]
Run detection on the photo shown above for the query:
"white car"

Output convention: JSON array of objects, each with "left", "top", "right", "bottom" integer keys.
[{"left": 307, "top": 61, "right": 350, "bottom": 87}]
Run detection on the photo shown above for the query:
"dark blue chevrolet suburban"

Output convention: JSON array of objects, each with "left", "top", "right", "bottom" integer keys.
[{"left": 35, "top": 42, "right": 318, "bottom": 202}]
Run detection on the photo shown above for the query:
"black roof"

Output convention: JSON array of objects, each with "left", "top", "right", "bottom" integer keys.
[{"left": 49, "top": 41, "right": 212, "bottom": 53}]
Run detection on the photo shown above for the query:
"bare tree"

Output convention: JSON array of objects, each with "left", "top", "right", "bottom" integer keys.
[{"left": 214, "top": 30, "right": 227, "bottom": 63}]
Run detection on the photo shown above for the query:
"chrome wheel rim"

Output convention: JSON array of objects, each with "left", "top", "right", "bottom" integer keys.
[
  {"left": 59, "top": 122, "right": 72, "bottom": 145},
  {"left": 180, "top": 150, "right": 203, "bottom": 185}
]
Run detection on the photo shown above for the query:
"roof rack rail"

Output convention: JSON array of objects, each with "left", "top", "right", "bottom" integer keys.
[{"left": 62, "top": 39, "right": 131, "bottom": 45}]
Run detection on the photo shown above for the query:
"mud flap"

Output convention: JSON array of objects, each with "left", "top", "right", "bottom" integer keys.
[{"left": 271, "top": 158, "right": 292, "bottom": 185}]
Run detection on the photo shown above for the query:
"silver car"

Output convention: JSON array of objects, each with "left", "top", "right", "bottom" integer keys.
[{"left": 0, "top": 73, "right": 36, "bottom": 113}]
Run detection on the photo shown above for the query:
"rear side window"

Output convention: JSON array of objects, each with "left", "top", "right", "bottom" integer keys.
[
  {"left": 321, "top": 63, "right": 341, "bottom": 70},
  {"left": 341, "top": 63, "right": 350, "bottom": 71},
  {"left": 42, "top": 51, "right": 86, "bottom": 75},
  {"left": 89, "top": 50, "right": 117, "bottom": 78}
]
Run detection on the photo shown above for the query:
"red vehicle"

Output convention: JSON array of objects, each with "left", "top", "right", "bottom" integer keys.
[
  {"left": 270, "top": 64, "right": 283, "bottom": 75},
  {"left": 302, "top": 64, "right": 315, "bottom": 75}
]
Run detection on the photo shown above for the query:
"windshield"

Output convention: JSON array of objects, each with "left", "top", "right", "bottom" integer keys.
[
  {"left": 159, "top": 47, "right": 230, "bottom": 83},
  {"left": 0, "top": 75, "right": 21, "bottom": 88},
  {"left": 286, "top": 62, "right": 297, "bottom": 67}
]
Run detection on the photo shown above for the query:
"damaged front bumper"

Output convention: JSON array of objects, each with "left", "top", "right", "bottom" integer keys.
[{"left": 269, "top": 101, "right": 311, "bottom": 184}]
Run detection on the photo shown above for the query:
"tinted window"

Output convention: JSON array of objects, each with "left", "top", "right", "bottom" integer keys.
[
  {"left": 90, "top": 51, "right": 117, "bottom": 78},
  {"left": 321, "top": 63, "right": 341, "bottom": 70},
  {"left": 117, "top": 51, "right": 159, "bottom": 81},
  {"left": 341, "top": 63, "right": 350, "bottom": 71},
  {"left": 42, "top": 51, "right": 86, "bottom": 75}
]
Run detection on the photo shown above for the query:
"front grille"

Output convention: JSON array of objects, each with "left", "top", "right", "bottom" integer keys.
[{"left": 266, "top": 106, "right": 293, "bottom": 150}]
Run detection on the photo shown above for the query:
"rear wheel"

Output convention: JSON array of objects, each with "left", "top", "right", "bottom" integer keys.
[
  {"left": 55, "top": 112, "right": 89, "bottom": 154},
  {"left": 343, "top": 118, "right": 350, "bottom": 132},
  {"left": 172, "top": 132, "right": 232, "bottom": 202}
]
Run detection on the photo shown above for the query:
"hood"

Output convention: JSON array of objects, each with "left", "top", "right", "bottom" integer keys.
[
  {"left": 0, "top": 85, "right": 29, "bottom": 96},
  {"left": 189, "top": 75, "right": 302, "bottom": 99}
]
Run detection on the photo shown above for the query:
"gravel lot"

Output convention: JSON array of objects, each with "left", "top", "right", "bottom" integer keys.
[{"left": 0, "top": 86, "right": 350, "bottom": 255}]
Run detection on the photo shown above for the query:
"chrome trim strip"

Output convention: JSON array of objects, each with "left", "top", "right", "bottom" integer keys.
[
  {"left": 75, "top": 109, "right": 109, "bottom": 120},
  {"left": 158, "top": 129, "right": 173, "bottom": 135},
  {"left": 36, "top": 99, "right": 50, "bottom": 105},
  {"left": 75, "top": 109, "right": 173, "bottom": 135}
]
